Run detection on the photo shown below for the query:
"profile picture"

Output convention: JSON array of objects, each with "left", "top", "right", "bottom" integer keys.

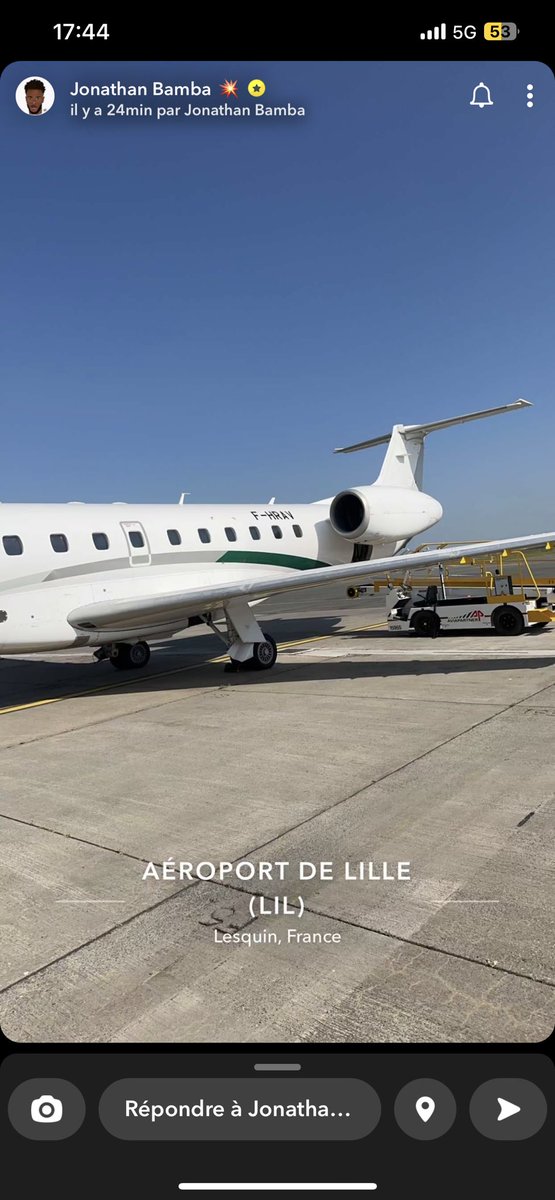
[{"left": 15, "top": 76, "right": 55, "bottom": 116}]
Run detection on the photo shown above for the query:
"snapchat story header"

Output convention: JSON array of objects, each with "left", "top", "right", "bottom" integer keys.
[{"left": 11, "top": 70, "right": 307, "bottom": 121}]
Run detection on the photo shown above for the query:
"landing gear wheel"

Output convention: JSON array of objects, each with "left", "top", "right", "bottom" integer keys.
[
  {"left": 492, "top": 606, "right": 525, "bottom": 636},
  {"left": 110, "top": 641, "right": 151, "bottom": 670},
  {"left": 128, "top": 641, "right": 151, "bottom": 668},
  {"left": 250, "top": 633, "right": 278, "bottom": 670},
  {"left": 412, "top": 610, "right": 441, "bottom": 638},
  {"left": 224, "top": 630, "right": 278, "bottom": 673}
]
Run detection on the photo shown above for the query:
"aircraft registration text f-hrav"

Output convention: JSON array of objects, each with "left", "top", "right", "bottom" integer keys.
[{"left": 0, "top": 399, "right": 552, "bottom": 671}]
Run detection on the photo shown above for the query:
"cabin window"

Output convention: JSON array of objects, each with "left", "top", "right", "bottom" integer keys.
[
  {"left": 225, "top": 527, "right": 237, "bottom": 542},
  {"left": 198, "top": 528, "right": 211, "bottom": 544},
  {"left": 249, "top": 526, "right": 261, "bottom": 540},
  {"left": 167, "top": 529, "right": 181, "bottom": 546},
  {"left": 2, "top": 535, "right": 23, "bottom": 556},
  {"left": 92, "top": 532, "right": 109, "bottom": 550},
  {"left": 128, "top": 531, "right": 144, "bottom": 548},
  {"left": 271, "top": 525, "right": 283, "bottom": 539},
  {"left": 293, "top": 524, "right": 303, "bottom": 538},
  {"left": 50, "top": 533, "right": 69, "bottom": 553}
]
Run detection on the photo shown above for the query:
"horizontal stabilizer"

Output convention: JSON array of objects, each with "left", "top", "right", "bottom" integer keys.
[{"left": 334, "top": 399, "right": 532, "bottom": 454}]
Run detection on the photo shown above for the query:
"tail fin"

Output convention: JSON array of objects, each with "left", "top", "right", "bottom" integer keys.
[{"left": 333, "top": 399, "right": 532, "bottom": 490}]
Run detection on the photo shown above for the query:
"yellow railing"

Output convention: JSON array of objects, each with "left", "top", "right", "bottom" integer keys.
[
  {"left": 366, "top": 544, "right": 555, "bottom": 596},
  {"left": 498, "top": 549, "right": 540, "bottom": 598}
]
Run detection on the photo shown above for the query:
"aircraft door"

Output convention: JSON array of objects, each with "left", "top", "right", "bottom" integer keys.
[{"left": 120, "top": 520, "right": 151, "bottom": 566}]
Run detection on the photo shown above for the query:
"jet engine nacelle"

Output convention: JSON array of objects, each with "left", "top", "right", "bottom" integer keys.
[{"left": 329, "top": 485, "right": 443, "bottom": 544}]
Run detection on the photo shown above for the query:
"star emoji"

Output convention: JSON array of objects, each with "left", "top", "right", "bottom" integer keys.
[{"left": 220, "top": 80, "right": 238, "bottom": 98}]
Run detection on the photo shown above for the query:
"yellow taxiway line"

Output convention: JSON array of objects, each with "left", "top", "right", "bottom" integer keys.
[{"left": 0, "top": 619, "right": 387, "bottom": 717}]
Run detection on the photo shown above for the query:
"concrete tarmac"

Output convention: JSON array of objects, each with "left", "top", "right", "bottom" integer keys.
[{"left": 0, "top": 581, "right": 554, "bottom": 1043}]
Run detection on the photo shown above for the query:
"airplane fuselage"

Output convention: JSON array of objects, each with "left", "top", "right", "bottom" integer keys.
[
  {"left": 0, "top": 490, "right": 441, "bottom": 653},
  {"left": 0, "top": 401, "right": 538, "bottom": 664}
]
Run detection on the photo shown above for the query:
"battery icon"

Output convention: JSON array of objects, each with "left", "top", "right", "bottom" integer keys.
[{"left": 484, "top": 22, "right": 519, "bottom": 40}]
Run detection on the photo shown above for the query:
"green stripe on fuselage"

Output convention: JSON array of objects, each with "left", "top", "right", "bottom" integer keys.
[{"left": 218, "top": 550, "right": 330, "bottom": 570}]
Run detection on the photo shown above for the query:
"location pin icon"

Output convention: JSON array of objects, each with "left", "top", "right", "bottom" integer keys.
[{"left": 416, "top": 1096, "right": 435, "bottom": 1123}]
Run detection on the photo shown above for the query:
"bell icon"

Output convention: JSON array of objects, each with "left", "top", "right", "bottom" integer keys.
[{"left": 470, "top": 82, "right": 493, "bottom": 108}]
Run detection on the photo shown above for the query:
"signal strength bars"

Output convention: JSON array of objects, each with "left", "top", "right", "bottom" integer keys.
[{"left": 420, "top": 24, "right": 447, "bottom": 39}]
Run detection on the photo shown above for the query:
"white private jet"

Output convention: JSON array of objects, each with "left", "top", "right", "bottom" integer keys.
[{"left": 0, "top": 399, "right": 552, "bottom": 671}]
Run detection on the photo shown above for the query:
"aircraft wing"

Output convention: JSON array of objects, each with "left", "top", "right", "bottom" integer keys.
[{"left": 67, "top": 531, "right": 555, "bottom": 634}]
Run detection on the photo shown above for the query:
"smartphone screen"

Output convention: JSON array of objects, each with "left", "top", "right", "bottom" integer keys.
[{"left": 1, "top": 15, "right": 553, "bottom": 1197}]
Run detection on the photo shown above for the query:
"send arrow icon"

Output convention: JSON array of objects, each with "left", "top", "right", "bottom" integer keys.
[{"left": 497, "top": 1098, "right": 521, "bottom": 1122}]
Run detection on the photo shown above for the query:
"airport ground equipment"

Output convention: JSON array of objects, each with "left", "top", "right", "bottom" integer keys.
[{"left": 347, "top": 546, "right": 555, "bottom": 636}]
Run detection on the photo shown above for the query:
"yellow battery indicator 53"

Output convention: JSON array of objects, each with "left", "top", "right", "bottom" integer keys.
[{"left": 484, "top": 22, "right": 519, "bottom": 40}]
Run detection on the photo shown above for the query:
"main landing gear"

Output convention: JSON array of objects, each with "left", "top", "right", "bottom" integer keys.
[
  {"left": 204, "top": 598, "right": 279, "bottom": 673},
  {"left": 223, "top": 633, "right": 278, "bottom": 673},
  {"left": 94, "top": 641, "right": 151, "bottom": 670},
  {"left": 92, "top": 599, "right": 278, "bottom": 675}
]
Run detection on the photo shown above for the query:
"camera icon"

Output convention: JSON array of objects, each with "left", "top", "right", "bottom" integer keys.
[{"left": 31, "top": 1095, "right": 63, "bottom": 1123}]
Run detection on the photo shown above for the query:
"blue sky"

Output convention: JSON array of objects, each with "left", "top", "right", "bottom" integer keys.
[{"left": 1, "top": 60, "right": 554, "bottom": 537}]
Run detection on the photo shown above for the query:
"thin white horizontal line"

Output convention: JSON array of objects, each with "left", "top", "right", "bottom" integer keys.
[
  {"left": 178, "top": 1187, "right": 377, "bottom": 1193},
  {"left": 254, "top": 1064, "right": 301, "bottom": 1071},
  {"left": 55, "top": 900, "right": 127, "bottom": 904},
  {"left": 444, "top": 900, "right": 499, "bottom": 904}
]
